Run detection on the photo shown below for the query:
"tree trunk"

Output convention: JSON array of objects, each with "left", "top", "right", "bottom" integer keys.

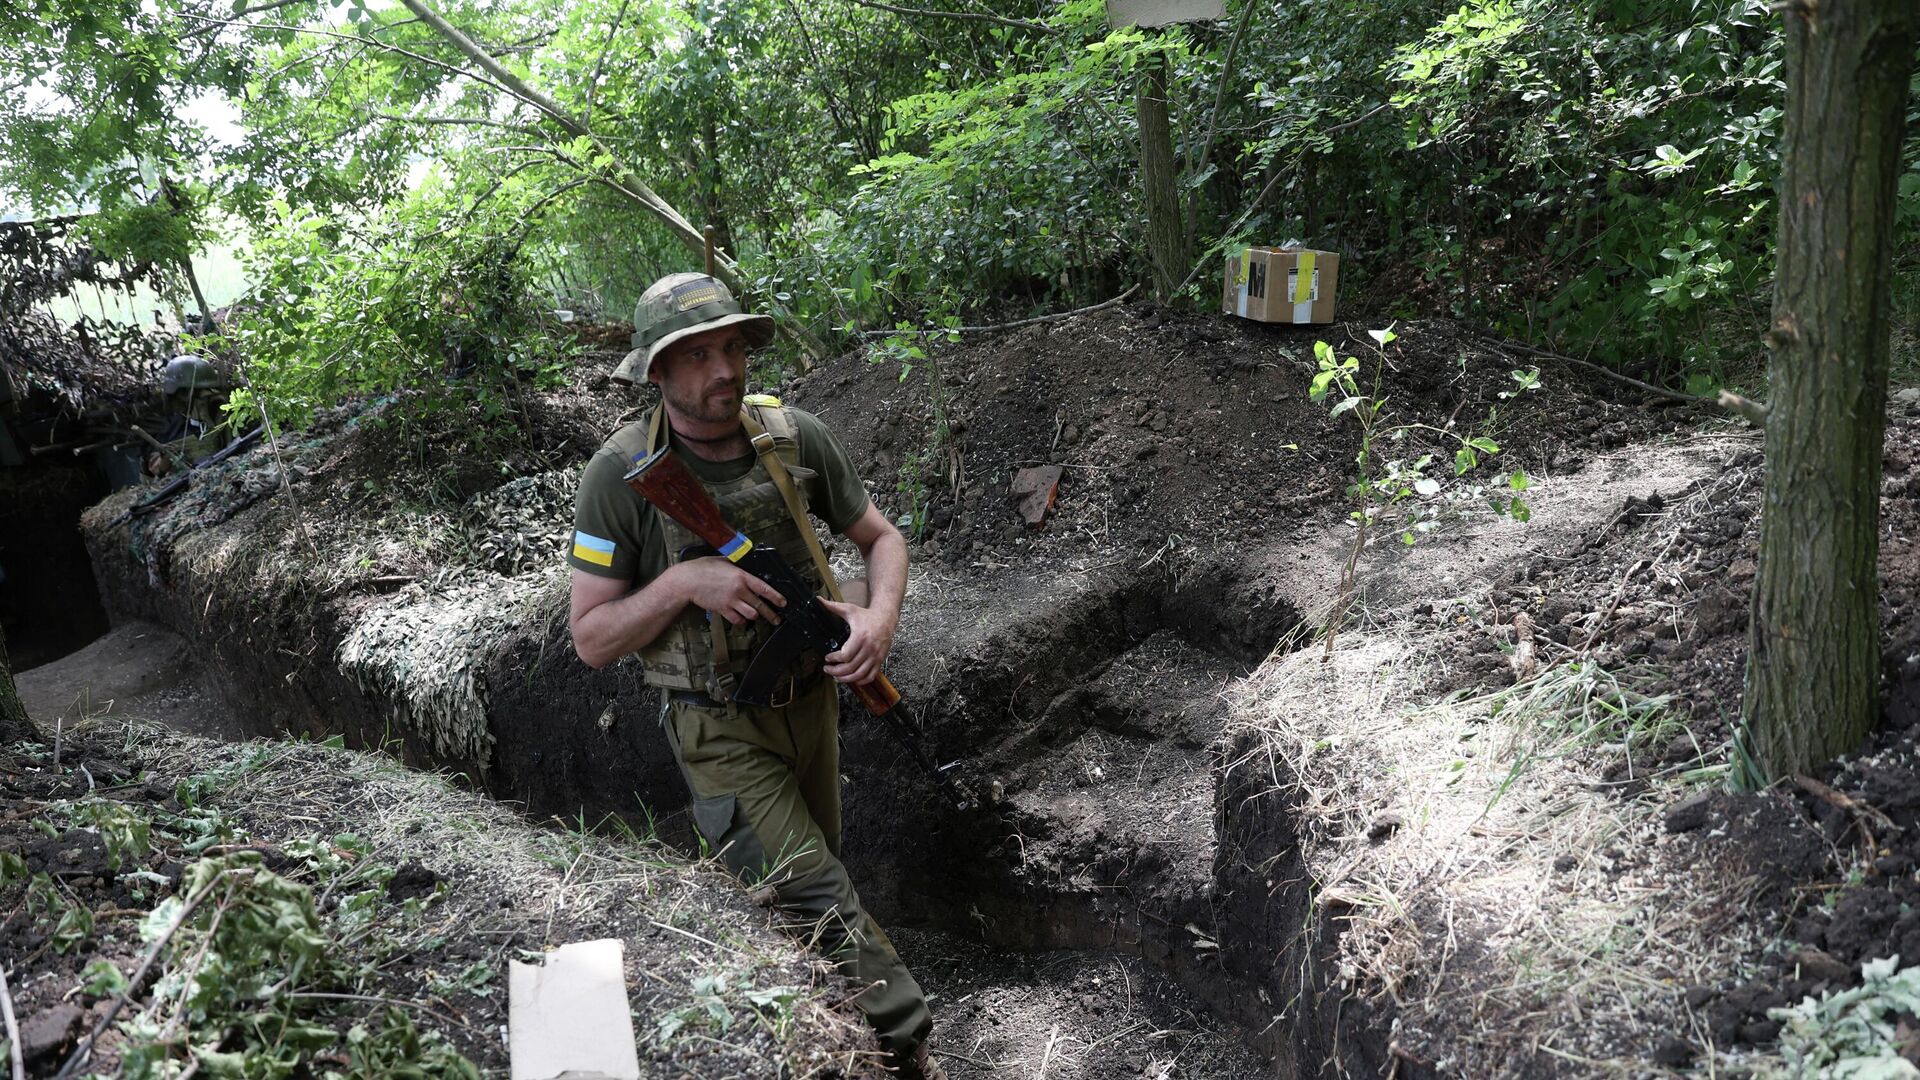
[
  {"left": 1137, "top": 50, "right": 1189, "bottom": 304},
  {"left": 1742, "top": 0, "right": 1917, "bottom": 779},
  {"left": 0, "top": 622, "right": 39, "bottom": 745}
]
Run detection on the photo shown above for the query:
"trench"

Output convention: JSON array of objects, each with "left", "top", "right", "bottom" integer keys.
[
  {"left": 829, "top": 562, "right": 1397, "bottom": 1078},
  {"left": 1, "top": 434, "right": 117, "bottom": 671}
]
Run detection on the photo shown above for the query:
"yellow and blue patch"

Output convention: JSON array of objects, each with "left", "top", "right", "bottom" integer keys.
[{"left": 571, "top": 530, "right": 617, "bottom": 567}]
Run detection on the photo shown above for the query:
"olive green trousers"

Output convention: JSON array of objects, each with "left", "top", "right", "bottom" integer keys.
[{"left": 663, "top": 678, "right": 932, "bottom": 1067}]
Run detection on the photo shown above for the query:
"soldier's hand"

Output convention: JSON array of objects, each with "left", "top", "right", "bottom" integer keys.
[
  {"left": 673, "top": 557, "right": 785, "bottom": 626},
  {"left": 821, "top": 597, "right": 895, "bottom": 685}
]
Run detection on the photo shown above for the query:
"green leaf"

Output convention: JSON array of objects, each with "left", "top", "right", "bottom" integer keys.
[{"left": 82, "top": 958, "right": 129, "bottom": 996}]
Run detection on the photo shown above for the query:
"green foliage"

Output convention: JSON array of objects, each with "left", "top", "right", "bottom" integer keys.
[
  {"left": 1311, "top": 328, "right": 1533, "bottom": 653},
  {"left": 1380, "top": 0, "right": 1782, "bottom": 372},
  {"left": 116, "top": 849, "right": 474, "bottom": 1080},
  {"left": 333, "top": 1008, "right": 482, "bottom": 1080},
  {"left": 1768, "top": 956, "right": 1920, "bottom": 1078},
  {"left": 805, "top": 11, "right": 1151, "bottom": 331},
  {"left": 9, "top": 0, "right": 1916, "bottom": 407},
  {"left": 654, "top": 970, "right": 804, "bottom": 1045},
  {"left": 73, "top": 797, "right": 154, "bottom": 872},
  {"left": 1310, "top": 331, "right": 1530, "bottom": 547},
  {"left": 226, "top": 185, "right": 571, "bottom": 432}
]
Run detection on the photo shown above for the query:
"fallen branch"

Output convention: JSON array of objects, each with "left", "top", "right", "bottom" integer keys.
[
  {"left": 859, "top": 285, "right": 1140, "bottom": 338},
  {"left": 841, "top": 0, "right": 1059, "bottom": 34},
  {"left": 1034, "top": 1024, "right": 1063, "bottom": 1079},
  {"left": 1469, "top": 329, "right": 1770, "bottom": 427},
  {"left": 285, "top": 992, "right": 481, "bottom": 1034},
  {"left": 2, "top": 962, "right": 24, "bottom": 1080},
  {"left": 1794, "top": 773, "right": 1898, "bottom": 834}
]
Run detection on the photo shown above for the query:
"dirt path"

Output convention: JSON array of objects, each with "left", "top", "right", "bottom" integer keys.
[{"left": 13, "top": 620, "right": 242, "bottom": 738}]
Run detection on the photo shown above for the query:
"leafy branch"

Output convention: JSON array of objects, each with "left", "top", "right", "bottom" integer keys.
[{"left": 1310, "top": 328, "right": 1534, "bottom": 657}]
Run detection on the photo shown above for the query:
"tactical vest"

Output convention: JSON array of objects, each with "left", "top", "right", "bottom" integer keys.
[{"left": 610, "top": 396, "right": 835, "bottom": 701}]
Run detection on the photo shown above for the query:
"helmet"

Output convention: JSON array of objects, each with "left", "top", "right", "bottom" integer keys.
[
  {"left": 613, "top": 273, "right": 774, "bottom": 386},
  {"left": 161, "top": 355, "right": 223, "bottom": 395}
]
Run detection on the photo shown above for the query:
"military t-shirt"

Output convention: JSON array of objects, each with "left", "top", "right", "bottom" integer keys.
[{"left": 567, "top": 406, "right": 870, "bottom": 584}]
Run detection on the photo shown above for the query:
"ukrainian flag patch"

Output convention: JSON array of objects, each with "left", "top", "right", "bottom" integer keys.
[{"left": 571, "top": 530, "right": 616, "bottom": 567}]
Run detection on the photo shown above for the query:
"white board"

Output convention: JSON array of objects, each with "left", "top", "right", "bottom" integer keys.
[
  {"left": 508, "top": 939, "right": 641, "bottom": 1080},
  {"left": 1108, "top": 0, "right": 1225, "bottom": 27}
]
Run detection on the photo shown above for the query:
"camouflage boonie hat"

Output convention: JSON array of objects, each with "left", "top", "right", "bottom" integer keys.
[{"left": 611, "top": 273, "right": 775, "bottom": 386}]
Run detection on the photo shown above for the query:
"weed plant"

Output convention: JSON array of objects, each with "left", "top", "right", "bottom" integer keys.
[{"left": 1310, "top": 327, "right": 1533, "bottom": 655}]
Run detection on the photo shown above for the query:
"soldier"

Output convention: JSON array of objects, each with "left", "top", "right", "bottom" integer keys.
[
  {"left": 147, "top": 354, "right": 230, "bottom": 476},
  {"left": 566, "top": 274, "right": 942, "bottom": 1079}
]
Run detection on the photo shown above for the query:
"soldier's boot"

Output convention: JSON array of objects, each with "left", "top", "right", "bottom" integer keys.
[{"left": 892, "top": 1044, "right": 948, "bottom": 1080}]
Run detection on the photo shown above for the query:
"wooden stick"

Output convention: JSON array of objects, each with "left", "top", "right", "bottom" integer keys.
[
  {"left": 2, "top": 962, "right": 24, "bottom": 1080},
  {"left": 703, "top": 224, "right": 717, "bottom": 277},
  {"left": 1794, "top": 774, "right": 1897, "bottom": 832},
  {"left": 1034, "top": 1024, "right": 1062, "bottom": 1079}
]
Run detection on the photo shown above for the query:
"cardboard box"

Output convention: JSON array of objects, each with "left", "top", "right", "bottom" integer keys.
[{"left": 1223, "top": 247, "right": 1339, "bottom": 325}]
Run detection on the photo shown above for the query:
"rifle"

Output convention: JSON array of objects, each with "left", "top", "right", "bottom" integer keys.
[
  {"left": 105, "top": 423, "right": 267, "bottom": 529},
  {"left": 624, "top": 446, "right": 976, "bottom": 811}
]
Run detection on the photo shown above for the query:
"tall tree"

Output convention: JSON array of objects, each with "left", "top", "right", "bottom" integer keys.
[
  {"left": 1136, "top": 47, "right": 1188, "bottom": 303},
  {"left": 0, "top": 623, "right": 39, "bottom": 745},
  {"left": 1741, "top": 0, "right": 1917, "bottom": 779}
]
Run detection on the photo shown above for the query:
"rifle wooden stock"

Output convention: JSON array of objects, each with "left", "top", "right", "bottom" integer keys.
[
  {"left": 623, "top": 446, "right": 903, "bottom": 716},
  {"left": 625, "top": 448, "right": 743, "bottom": 553}
]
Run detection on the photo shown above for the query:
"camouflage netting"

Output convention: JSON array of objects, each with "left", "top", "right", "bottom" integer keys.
[
  {"left": 337, "top": 567, "right": 567, "bottom": 766},
  {"left": 128, "top": 456, "right": 284, "bottom": 584},
  {"left": 462, "top": 469, "right": 574, "bottom": 575},
  {"left": 0, "top": 215, "right": 163, "bottom": 412},
  {"left": 85, "top": 388, "right": 590, "bottom": 768}
]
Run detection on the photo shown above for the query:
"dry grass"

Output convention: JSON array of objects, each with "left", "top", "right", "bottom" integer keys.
[
  {"left": 1225, "top": 627, "right": 1780, "bottom": 1076},
  {"left": 103, "top": 716, "right": 882, "bottom": 1079}
]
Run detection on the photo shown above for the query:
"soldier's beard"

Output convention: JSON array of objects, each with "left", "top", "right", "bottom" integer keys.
[{"left": 666, "top": 379, "right": 741, "bottom": 425}]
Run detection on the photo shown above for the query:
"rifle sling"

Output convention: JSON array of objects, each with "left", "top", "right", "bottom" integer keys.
[{"left": 740, "top": 409, "right": 843, "bottom": 604}]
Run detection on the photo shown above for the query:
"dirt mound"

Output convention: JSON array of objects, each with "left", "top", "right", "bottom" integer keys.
[
  {"left": 792, "top": 307, "right": 1693, "bottom": 569},
  {"left": 1371, "top": 404, "right": 1920, "bottom": 1064}
]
